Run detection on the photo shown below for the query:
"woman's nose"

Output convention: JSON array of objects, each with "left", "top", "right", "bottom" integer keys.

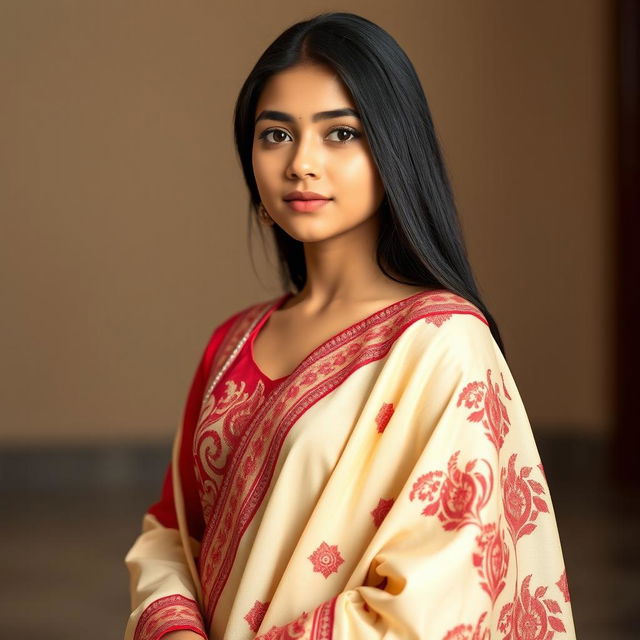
[{"left": 286, "top": 134, "right": 321, "bottom": 179}]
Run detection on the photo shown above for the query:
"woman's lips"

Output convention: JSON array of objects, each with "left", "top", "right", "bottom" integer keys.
[{"left": 285, "top": 199, "right": 332, "bottom": 212}]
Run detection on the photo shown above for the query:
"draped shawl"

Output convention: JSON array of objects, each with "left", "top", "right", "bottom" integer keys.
[{"left": 124, "top": 289, "right": 576, "bottom": 640}]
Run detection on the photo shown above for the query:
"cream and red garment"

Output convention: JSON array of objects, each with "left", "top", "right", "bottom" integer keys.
[{"left": 124, "top": 288, "right": 576, "bottom": 640}]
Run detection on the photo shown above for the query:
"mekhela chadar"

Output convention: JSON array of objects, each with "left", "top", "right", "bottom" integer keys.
[{"left": 125, "top": 288, "right": 576, "bottom": 640}]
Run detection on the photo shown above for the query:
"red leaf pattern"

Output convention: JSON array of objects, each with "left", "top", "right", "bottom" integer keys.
[
  {"left": 549, "top": 616, "right": 567, "bottom": 633},
  {"left": 543, "top": 599, "right": 562, "bottom": 614},
  {"left": 500, "top": 371, "right": 512, "bottom": 400},
  {"left": 532, "top": 496, "right": 549, "bottom": 513}
]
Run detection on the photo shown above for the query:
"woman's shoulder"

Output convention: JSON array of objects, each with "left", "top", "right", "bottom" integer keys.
[
  {"left": 200, "top": 293, "right": 284, "bottom": 361},
  {"left": 398, "top": 289, "right": 490, "bottom": 337},
  {"left": 215, "top": 292, "right": 284, "bottom": 333},
  {"left": 396, "top": 289, "right": 498, "bottom": 363}
]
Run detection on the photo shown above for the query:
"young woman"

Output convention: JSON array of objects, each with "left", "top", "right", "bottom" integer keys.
[{"left": 124, "top": 12, "right": 576, "bottom": 640}]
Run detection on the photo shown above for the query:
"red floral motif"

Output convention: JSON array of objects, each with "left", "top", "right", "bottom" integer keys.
[
  {"left": 472, "top": 517, "right": 509, "bottom": 604},
  {"left": 301, "top": 370, "right": 319, "bottom": 386},
  {"left": 555, "top": 569, "right": 571, "bottom": 603},
  {"left": 442, "top": 610, "right": 490, "bottom": 640},
  {"left": 245, "top": 599, "right": 270, "bottom": 632},
  {"left": 346, "top": 341, "right": 363, "bottom": 356},
  {"left": 375, "top": 402, "right": 395, "bottom": 433},
  {"left": 501, "top": 453, "right": 549, "bottom": 543},
  {"left": 134, "top": 594, "right": 206, "bottom": 640},
  {"left": 318, "top": 360, "right": 335, "bottom": 375},
  {"left": 409, "top": 450, "right": 493, "bottom": 530},
  {"left": 376, "top": 324, "right": 396, "bottom": 338},
  {"left": 370, "top": 497, "right": 394, "bottom": 527},
  {"left": 457, "top": 368, "right": 511, "bottom": 451},
  {"left": 331, "top": 353, "right": 347, "bottom": 367},
  {"left": 285, "top": 384, "right": 301, "bottom": 399},
  {"left": 308, "top": 541, "right": 345, "bottom": 578},
  {"left": 256, "top": 610, "right": 310, "bottom": 639},
  {"left": 458, "top": 380, "right": 485, "bottom": 410},
  {"left": 498, "top": 574, "right": 566, "bottom": 639}
]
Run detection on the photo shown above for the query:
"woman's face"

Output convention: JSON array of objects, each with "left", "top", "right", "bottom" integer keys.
[{"left": 252, "top": 63, "right": 385, "bottom": 243}]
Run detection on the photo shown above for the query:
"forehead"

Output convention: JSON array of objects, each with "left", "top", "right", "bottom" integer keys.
[{"left": 255, "top": 63, "right": 356, "bottom": 117}]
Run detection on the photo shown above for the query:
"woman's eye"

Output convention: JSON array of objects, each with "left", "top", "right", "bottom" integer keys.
[
  {"left": 258, "top": 126, "right": 361, "bottom": 144},
  {"left": 326, "top": 126, "right": 361, "bottom": 143},
  {"left": 261, "top": 129, "right": 292, "bottom": 144}
]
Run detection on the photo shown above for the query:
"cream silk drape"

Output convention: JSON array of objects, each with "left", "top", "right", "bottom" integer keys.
[{"left": 125, "top": 289, "right": 577, "bottom": 640}]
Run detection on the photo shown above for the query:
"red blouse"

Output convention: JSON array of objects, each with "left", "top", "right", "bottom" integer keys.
[{"left": 147, "top": 292, "right": 292, "bottom": 541}]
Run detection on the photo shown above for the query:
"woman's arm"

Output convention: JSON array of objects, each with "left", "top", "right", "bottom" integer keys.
[
  {"left": 124, "top": 308, "right": 247, "bottom": 640},
  {"left": 124, "top": 319, "right": 229, "bottom": 640}
]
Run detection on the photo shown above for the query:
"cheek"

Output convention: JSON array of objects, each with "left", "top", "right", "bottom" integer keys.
[
  {"left": 252, "top": 149, "right": 276, "bottom": 187},
  {"left": 333, "top": 153, "right": 383, "bottom": 209},
  {"left": 251, "top": 150, "right": 265, "bottom": 185}
]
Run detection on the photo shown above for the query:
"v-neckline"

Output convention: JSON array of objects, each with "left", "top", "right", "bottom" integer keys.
[{"left": 248, "top": 287, "right": 443, "bottom": 384}]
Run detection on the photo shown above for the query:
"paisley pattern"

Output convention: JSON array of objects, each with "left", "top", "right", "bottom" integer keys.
[{"left": 193, "top": 377, "right": 270, "bottom": 523}]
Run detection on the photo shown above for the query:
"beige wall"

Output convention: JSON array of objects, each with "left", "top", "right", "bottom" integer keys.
[{"left": 0, "top": 1, "right": 613, "bottom": 444}]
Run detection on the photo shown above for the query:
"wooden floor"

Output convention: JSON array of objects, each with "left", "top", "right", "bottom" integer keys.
[{"left": 0, "top": 437, "right": 637, "bottom": 639}]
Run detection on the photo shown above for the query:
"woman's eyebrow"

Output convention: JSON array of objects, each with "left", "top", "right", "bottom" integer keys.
[{"left": 255, "top": 108, "right": 360, "bottom": 124}]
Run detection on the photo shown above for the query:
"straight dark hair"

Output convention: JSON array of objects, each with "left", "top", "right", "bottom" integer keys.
[{"left": 233, "top": 11, "right": 506, "bottom": 358}]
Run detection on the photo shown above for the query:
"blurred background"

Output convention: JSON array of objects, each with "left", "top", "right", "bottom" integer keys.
[{"left": 1, "top": 1, "right": 638, "bottom": 638}]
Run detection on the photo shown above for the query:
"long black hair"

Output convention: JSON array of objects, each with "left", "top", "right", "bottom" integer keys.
[{"left": 233, "top": 11, "right": 506, "bottom": 358}]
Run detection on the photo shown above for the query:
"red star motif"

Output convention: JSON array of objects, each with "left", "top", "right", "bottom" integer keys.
[{"left": 308, "top": 541, "right": 344, "bottom": 578}]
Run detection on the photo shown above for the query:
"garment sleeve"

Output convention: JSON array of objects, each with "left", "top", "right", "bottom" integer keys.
[
  {"left": 124, "top": 313, "right": 241, "bottom": 640},
  {"left": 254, "top": 313, "right": 577, "bottom": 640}
]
